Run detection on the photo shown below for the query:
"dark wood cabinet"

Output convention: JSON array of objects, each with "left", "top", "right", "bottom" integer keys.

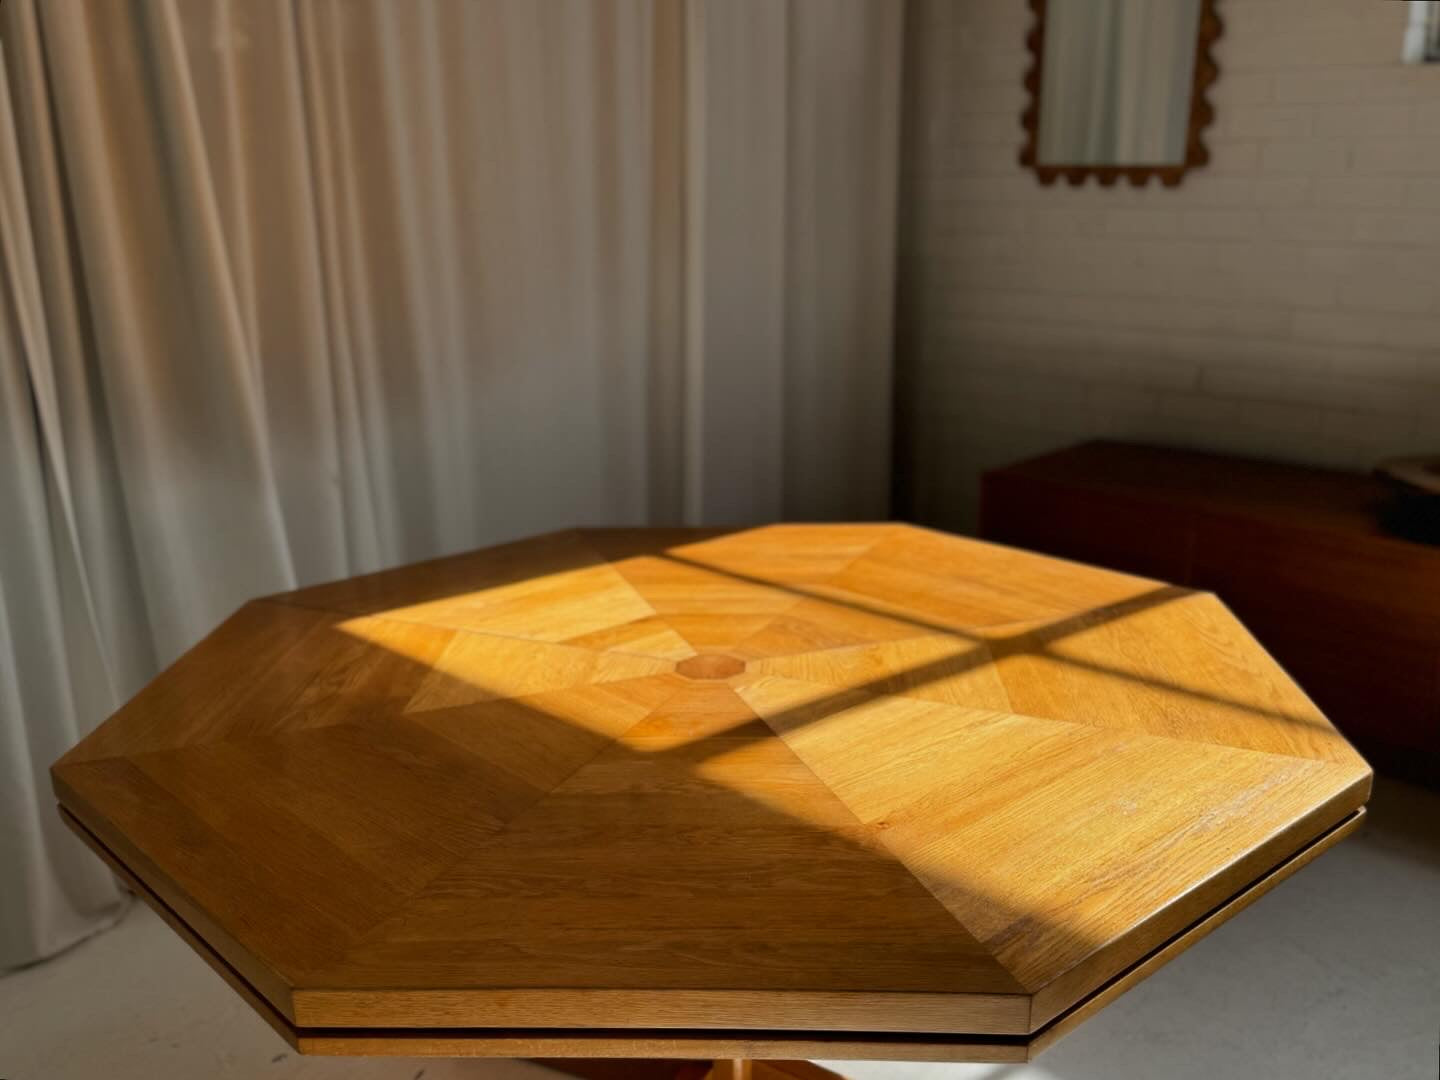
[{"left": 980, "top": 441, "right": 1440, "bottom": 781}]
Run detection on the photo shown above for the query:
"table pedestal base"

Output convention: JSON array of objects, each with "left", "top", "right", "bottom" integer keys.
[{"left": 537, "top": 1057, "right": 845, "bottom": 1080}]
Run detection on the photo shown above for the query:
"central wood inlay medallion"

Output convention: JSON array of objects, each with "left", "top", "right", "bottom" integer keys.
[{"left": 675, "top": 654, "right": 747, "bottom": 680}]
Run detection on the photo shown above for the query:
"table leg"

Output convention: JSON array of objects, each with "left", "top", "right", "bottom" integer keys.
[
  {"left": 747, "top": 1063, "right": 847, "bottom": 1080},
  {"left": 531, "top": 1060, "right": 706, "bottom": 1080},
  {"left": 535, "top": 1060, "right": 846, "bottom": 1080}
]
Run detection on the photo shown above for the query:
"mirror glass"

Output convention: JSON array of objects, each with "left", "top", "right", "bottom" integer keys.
[{"left": 1037, "top": 0, "right": 1202, "bottom": 167}]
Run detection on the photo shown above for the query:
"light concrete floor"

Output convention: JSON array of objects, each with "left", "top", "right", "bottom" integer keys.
[{"left": 3, "top": 778, "right": 1437, "bottom": 1080}]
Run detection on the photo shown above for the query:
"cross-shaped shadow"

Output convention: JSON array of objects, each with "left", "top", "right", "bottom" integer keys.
[
  {"left": 62, "top": 525, "right": 1362, "bottom": 1061},
  {"left": 206, "top": 526, "right": 1350, "bottom": 1033},
  {"left": 649, "top": 545, "right": 1331, "bottom": 745}
]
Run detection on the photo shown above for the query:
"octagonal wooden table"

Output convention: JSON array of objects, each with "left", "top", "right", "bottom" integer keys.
[{"left": 53, "top": 525, "right": 1371, "bottom": 1078}]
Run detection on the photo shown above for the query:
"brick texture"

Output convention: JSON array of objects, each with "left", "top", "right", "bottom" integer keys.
[{"left": 897, "top": 0, "right": 1440, "bottom": 533}]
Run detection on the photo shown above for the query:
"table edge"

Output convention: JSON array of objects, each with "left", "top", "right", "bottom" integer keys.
[{"left": 58, "top": 803, "right": 1364, "bottom": 1061}]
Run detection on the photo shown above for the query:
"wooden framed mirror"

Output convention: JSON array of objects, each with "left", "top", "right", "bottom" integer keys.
[{"left": 1020, "top": 0, "right": 1223, "bottom": 187}]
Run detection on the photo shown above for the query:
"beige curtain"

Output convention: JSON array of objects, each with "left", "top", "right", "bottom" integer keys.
[{"left": 0, "top": 0, "right": 902, "bottom": 968}]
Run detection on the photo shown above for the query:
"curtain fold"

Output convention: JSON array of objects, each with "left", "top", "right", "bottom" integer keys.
[
  {"left": 0, "top": 34, "right": 130, "bottom": 961},
  {"left": 0, "top": 0, "right": 901, "bottom": 969}
]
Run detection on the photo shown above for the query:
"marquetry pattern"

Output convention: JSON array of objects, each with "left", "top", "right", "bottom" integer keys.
[{"left": 53, "top": 525, "right": 1370, "bottom": 1047}]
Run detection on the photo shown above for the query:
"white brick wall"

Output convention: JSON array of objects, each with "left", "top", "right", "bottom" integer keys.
[{"left": 897, "top": 0, "right": 1440, "bottom": 533}]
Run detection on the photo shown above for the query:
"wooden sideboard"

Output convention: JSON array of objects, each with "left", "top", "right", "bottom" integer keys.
[{"left": 980, "top": 440, "right": 1440, "bottom": 782}]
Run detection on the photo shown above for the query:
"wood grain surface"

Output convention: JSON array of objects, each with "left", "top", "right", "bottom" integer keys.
[
  {"left": 53, "top": 524, "right": 1370, "bottom": 1058},
  {"left": 979, "top": 439, "right": 1440, "bottom": 779}
]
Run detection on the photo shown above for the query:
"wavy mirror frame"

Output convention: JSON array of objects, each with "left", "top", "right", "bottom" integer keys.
[{"left": 1020, "top": 0, "right": 1223, "bottom": 187}]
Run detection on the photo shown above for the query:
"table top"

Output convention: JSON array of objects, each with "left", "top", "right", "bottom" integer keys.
[{"left": 53, "top": 524, "right": 1370, "bottom": 1062}]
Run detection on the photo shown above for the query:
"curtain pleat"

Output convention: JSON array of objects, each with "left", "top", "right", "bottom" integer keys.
[
  {"left": 783, "top": 0, "right": 902, "bottom": 520},
  {"left": 1, "top": 37, "right": 129, "bottom": 960},
  {"left": 0, "top": 0, "right": 901, "bottom": 969}
]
